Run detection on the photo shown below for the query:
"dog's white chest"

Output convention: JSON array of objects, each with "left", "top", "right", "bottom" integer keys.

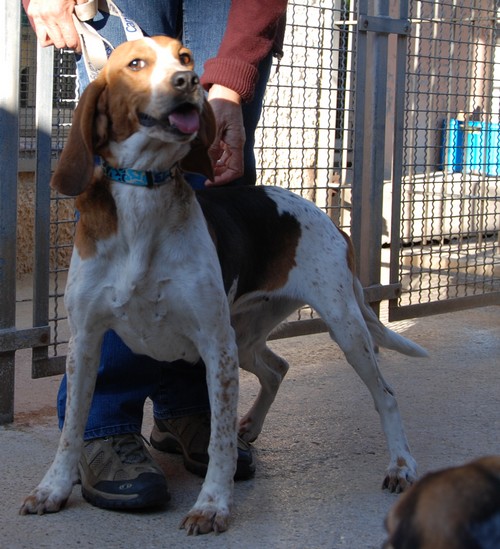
[
  {"left": 104, "top": 272, "right": 200, "bottom": 361},
  {"left": 66, "top": 187, "right": 228, "bottom": 364},
  {"left": 107, "top": 274, "right": 171, "bottom": 319}
]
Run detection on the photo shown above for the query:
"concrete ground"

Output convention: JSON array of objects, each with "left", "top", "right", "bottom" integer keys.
[{"left": 1, "top": 305, "right": 499, "bottom": 549}]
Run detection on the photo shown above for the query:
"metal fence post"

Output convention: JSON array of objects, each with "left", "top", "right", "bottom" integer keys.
[
  {"left": 351, "top": 0, "right": 410, "bottom": 307},
  {"left": 352, "top": 0, "right": 390, "bottom": 294},
  {"left": 32, "top": 44, "right": 57, "bottom": 378},
  {"left": 0, "top": 1, "right": 21, "bottom": 423}
]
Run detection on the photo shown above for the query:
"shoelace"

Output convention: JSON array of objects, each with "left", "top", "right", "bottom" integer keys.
[{"left": 111, "top": 434, "right": 150, "bottom": 464}]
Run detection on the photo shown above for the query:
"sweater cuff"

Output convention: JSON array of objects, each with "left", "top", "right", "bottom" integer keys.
[{"left": 201, "top": 58, "right": 259, "bottom": 103}]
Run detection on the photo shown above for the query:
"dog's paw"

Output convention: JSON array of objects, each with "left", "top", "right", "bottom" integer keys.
[
  {"left": 383, "top": 457, "right": 418, "bottom": 493},
  {"left": 238, "top": 415, "right": 260, "bottom": 443},
  {"left": 180, "top": 507, "right": 230, "bottom": 535},
  {"left": 20, "top": 486, "right": 69, "bottom": 515}
]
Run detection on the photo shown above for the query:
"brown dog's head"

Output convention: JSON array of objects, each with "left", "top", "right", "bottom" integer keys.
[
  {"left": 52, "top": 36, "right": 216, "bottom": 196},
  {"left": 383, "top": 456, "right": 500, "bottom": 549}
]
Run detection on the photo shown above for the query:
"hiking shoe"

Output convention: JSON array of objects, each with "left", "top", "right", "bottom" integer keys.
[
  {"left": 150, "top": 414, "right": 255, "bottom": 480},
  {"left": 79, "top": 433, "right": 170, "bottom": 510}
]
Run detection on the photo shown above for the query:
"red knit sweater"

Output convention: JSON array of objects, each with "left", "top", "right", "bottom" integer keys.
[{"left": 200, "top": 0, "right": 288, "bottom": 102}]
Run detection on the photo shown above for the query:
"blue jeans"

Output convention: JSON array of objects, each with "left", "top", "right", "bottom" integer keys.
[{"left": 57, "top": 0, "right": 273, "bottom": 438}]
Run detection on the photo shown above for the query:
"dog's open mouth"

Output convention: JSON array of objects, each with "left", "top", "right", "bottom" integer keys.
[{"left": 139, "top": 104, "right": 200, "bottom": 135}]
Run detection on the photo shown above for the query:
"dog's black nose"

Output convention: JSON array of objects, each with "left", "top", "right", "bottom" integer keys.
[{"left": 171, "top": 71, "right": 199, "bottom": 93}]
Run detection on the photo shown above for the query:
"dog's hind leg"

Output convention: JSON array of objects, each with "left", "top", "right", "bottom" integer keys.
[
  {"left": 310, "top": 292, "right": 417, "bottom": 493},
  {"left": 20, "top": 331, "right": 103, "bottom": 515},
  {"left": 238, "top": 344, "right": 290, "bottom": 443},
  {"left": 232, "top": 297, "right": 300, "bottom": 443}
]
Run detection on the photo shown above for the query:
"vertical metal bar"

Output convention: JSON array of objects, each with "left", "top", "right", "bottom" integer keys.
[
  {"left": 0, "top": 1, "right": 21, "bottom": 424},
  {"left": 389, "top": 0, "right": 409, "bottom": 320},
  {"left": 351, "top": 0, "right": 368, "bottom": 264},
  {"left": 401, "top": 1, "right": 421, "bottom": 247},
  {"left": 339, "top": 4, "right": 356, "bottom": 228},
  {"left": 32, "top": 44, "right": 54, "bottom": 377},
  {"left": 352, "top": 0, "right": 390, "bottom": 299},
  {"left": 475, "top": 9, "right": 496, "bottom": 247}
]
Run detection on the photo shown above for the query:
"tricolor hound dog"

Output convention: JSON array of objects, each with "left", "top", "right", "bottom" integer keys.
[
  {"left": 384, "top": 456, "right": 500, "bottom": 548},
  {"left": 21, "top": 36, "right": 427, "bottom": 534}
]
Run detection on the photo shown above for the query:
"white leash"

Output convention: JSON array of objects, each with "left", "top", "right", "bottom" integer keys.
[{"left": 72, "top": 0, "right": 143, "bottom": 81}]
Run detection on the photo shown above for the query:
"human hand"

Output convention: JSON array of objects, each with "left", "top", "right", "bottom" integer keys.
[
  {"left": 22, "top": 0, "right": 82, "bottom": 52},
  {"left": 206, "top": 85, "right": 245, "bottom": 186}
]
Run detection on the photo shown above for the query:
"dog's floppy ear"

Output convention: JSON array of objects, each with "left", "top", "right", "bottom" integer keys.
[
  {"left": 51, "top": 76, "right": 108, "bottom": 196},
  {"left": 179, "top": 97, "right": 216, "bottom": 181}
]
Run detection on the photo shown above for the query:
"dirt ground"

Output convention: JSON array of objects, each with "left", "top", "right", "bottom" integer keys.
[{"left": 1, "top": 305, "right": 499, "bottom": 548}]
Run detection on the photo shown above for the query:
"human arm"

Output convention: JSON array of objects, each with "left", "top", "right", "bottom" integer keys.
[
  {"left": 202, "top": 0, "right": 288, "bottom": 186},
  {"left": 201, "top": 0, "right": 288, "bottom": 102}
]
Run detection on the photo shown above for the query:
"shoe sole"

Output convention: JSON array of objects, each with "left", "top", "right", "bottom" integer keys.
[{"left": 81, "top": 483, "right": 170, "bottom": 510}]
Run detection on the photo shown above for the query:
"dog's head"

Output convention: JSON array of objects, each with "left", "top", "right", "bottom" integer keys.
[
  {"left": 383, "top": 456, "right": 500, "bottom": 549},
  {"left": 52, "top": 36, "right": 216, "bottom": 196}
]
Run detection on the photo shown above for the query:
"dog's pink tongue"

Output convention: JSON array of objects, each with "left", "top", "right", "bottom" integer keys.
[{"left": 168, "top": 109, "right": 200, "bottom": 134}]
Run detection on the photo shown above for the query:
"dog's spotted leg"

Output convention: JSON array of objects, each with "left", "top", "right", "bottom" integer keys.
[
  {"left": 238, "top": 345, "right": 289, "bottom": 443},
  {"left": 310, "top": 292, "right": 417, "bottom": 493},
  {"left": 180, "top": 338, "right": 239, "bottom": 535},
  {"left": 20, "top": 333, "right": 102, "bottom": 515},
  {"left": 342, "top": 339, "right": 417, "bottom": 492}
]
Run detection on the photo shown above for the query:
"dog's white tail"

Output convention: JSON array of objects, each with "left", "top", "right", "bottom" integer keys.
[{"left": 353, "top": 279, "right": 428, "bottom": 358}]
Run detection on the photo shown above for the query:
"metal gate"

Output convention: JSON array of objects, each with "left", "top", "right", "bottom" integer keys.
[
  {"left": 1, "top": 0, "right": 499, "bottom": 424},
  {"left": 388, "top": 0, "right": 500, "bottom": 320}
]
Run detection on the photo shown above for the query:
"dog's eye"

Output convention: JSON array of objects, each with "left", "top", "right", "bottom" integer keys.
[
  {"left": 179, "top": 52, "right": 191, "bottom": 66},
  {"left": 128, "top": 58, "right": 146, "bottom": 71}
]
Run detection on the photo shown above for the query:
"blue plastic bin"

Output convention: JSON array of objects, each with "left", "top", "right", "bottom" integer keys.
[
  {"left": 485, "top": 122, "right": 499, "bottom": 176},
  {"left": 441, "top": 118, "right": 465, "bottom": 172},
  {"left": 441, "top": 118, "right": 500, "bottom": 175}
]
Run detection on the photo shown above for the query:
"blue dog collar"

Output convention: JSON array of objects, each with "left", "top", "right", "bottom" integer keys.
[{"left": 102, "top": 160, "right": 173, "bottom": 187}]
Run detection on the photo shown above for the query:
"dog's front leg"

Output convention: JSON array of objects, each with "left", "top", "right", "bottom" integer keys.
[
  {"left": 181, "top": 336, "right": 239, "bottom": 535},
  {"left": 20, "top": 332, "right": 102, "bottom": 515}
]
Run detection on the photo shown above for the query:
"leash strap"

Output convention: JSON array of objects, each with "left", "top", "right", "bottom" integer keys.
[
  {"left": 72, "top": 0, "right": 144, "bottom": 81},
  {"left": 73, "top": 2, "right": 174, "bottom": 186}
]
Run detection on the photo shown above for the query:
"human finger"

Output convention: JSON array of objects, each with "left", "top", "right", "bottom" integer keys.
[
  {"left": 23, "top": 0, "right": 81, "bottom": 51},
  {"left": 206, "top": 142, "right": 244, "bottom": 186}
]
